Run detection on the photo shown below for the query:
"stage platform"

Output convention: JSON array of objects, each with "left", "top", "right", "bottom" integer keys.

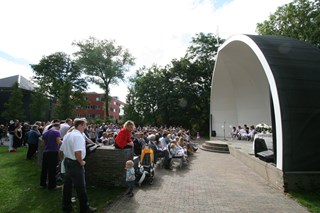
[{"left": 206, "top": 138, "right": 285, "bottom": 191}]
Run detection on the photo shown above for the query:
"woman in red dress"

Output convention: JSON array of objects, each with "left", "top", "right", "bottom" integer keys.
[{"left": 115, "top": 120, "right": 135, "bottom": 149}]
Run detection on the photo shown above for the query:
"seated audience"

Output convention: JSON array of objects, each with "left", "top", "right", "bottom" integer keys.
[{"left": 231, "top": 126, "right": 237, "bottom": 139}]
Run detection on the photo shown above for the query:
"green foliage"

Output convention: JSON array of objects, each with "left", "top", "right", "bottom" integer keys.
[
  {"left": 256, "top": 0, "right": 320, "bottom": 48},
  {"left": 73, "top": 36, "right": 135, "bottom": 119},
  {"left": 31, "top": 52, "right": 88, "bottom": 119},
  {"left": 1, "top": 82, "right": 25, "bottom": 121},
  {"left": 29, "top": 89, "right": 50, "bottom": 122},
  {"left": 290, "top": 190, "right": 320, "bottom": 213},
  {"left": 124, "top": 87, "right": 143, "bottom": 124},
  {"left": 125, "top": 33, "right": 223, "bottom": 134},
  {"left": 0, "top": 146, "right": 123, "bottom": 213}
]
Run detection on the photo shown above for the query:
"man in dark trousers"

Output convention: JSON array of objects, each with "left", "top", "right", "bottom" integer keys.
[
  {"left": 26, "top": 124, "right": 41, "bottom": 160},
  {"left": 40, "top": 122, "right": 61, "bottom": 189},
  {"left": 60, "top": 118, "right": 96, "bottom": 213}
]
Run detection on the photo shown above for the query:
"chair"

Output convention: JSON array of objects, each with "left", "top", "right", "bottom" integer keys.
[
  {"left": 254, "top": 138, "right": 268, "bottom": 157},
  {"left": 167, "top": 144, "right": 185, "bottom": 169}
]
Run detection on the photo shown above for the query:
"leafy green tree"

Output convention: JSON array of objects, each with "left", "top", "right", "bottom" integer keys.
[
  {"left": 256, "top": 0, "right": 320, "bottom": 48},
  {"left": 125, "top": 33, "right": 222, "bottom": 135},
  {"left": 29, "top": 89, "right": 50, "bottom": 122},
  {"left": 73, "top": 37, "right": 135, "bottom": 119},
  {"left": 1, "top": 82, "right": 24, "bottom": 120},
  {"left": 168, "top": 33, "right": 223, "bottom": 133},
  {"left": 124, "top": 87, "right": 143, "bottom": 125},
  {"left": 31, "top": 52, "right": 88, "bottom": 119}
]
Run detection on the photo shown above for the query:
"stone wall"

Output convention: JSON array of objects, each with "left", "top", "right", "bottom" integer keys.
[{"left": 85, "top": 146, "right": 135, "bottom": 187}]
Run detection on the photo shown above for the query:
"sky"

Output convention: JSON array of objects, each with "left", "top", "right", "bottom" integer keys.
[{"left": 0, "top": 0, "right": 293, "bottom": 102}]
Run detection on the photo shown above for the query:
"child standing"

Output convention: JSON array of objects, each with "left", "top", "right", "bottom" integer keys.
[{"left": 125, "top": 160, "right": 135, "bottom": 197}]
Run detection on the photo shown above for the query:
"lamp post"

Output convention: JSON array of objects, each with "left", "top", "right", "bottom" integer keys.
[{"left": 221, "top": 121, "right": 227, "bottom": 141}]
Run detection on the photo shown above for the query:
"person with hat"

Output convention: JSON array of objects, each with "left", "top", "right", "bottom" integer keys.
[{"left": 40, "top": 122, "right": 62, "bottom": 189}]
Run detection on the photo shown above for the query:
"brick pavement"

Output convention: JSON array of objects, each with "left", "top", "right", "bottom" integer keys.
[{"left": 104, "top": 144, "right": 309, "bottom": 213}]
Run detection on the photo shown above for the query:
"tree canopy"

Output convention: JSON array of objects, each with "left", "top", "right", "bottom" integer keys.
[
  {"left": 31, "top": 52, "right": 88, "bottom": 119},
  {"left": 1, "top": 82, "right": 24, "bottom": 121},
  {"left": 29, "top": 88, "right": 50, "bottom": 122},
  {"left": 256, "top": 0, "right": 320, "bottom": 48},
  {"left": 73, "top": 37, "right": 135, "bottom": 119},
  {"left": 125, "top": 33, "right": 223, "bottom": 134}
]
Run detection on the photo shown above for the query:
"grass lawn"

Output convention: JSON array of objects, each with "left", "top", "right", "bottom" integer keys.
[
  {"left": 289, "top": 190, "right": 320, "bottom": 213},
  {"left": 0, "top": 145, "right": 123, "bottom": 213}
]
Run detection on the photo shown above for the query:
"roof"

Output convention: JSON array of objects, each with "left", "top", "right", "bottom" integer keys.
[{"left": 0, "top": 75, "right": 35, "bottom": 91}]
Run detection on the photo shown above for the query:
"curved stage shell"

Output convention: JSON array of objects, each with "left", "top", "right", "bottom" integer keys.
[{"left": 210, "top": 34, "right": 320, "bottom": 172}]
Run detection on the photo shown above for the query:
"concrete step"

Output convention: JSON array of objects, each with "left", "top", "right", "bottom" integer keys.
[
  {"left": 201, "top": 144, "right": 229, "bottom": 152},
  {"left": 200, "top": 146, "right": 230, "bottom": 153},
  {"left": 200, "top": 141, "right": 230, "bottom": 154},
  {"left": 202, "top": 141, "right": 229, "bottom": 148}
]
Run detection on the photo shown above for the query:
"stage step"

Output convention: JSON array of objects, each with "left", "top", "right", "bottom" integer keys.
[{"left": 200, "top": 141, "right": 230, "bottom": 153}]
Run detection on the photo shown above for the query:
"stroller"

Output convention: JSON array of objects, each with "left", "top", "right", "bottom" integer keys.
[{"left": 136, "top": 145, "right": 155, "bottom": 185}]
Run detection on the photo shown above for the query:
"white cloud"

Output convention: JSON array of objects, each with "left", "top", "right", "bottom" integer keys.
[{"left": 0, "top": 0, "right": 292, "bottom": 102}]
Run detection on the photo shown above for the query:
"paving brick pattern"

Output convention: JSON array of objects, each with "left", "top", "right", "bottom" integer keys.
[{"left": 105, "top": 147, "right": 309, "bottom": 213}]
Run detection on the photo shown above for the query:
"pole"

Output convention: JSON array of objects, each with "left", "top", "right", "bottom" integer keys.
[{"left": 223, "top": 121, "right": 227, "bottom": 141}]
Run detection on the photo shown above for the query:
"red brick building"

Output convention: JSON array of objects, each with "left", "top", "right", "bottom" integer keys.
[{"left": 73, "top": 92, "right": 125, "bottom": 122}]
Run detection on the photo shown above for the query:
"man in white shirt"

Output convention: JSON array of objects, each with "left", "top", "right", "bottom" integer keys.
[
  {"left": 60, "top": 118, "right": 96, "bottom": 213},
  {"left": 60, "top": 118, "right": 72, "bottom": 140},
  {"left": 159, "top": 133, "right": 169, "bottom": 150}
]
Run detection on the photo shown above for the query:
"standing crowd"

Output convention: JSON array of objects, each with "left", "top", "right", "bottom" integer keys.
[{"left": 0, "top": 118, "right": 197, "bottom": 212}]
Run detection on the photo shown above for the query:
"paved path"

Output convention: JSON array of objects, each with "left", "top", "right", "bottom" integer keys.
[{"left": 105, "top": 144, "right": 309, "bottom": 213}]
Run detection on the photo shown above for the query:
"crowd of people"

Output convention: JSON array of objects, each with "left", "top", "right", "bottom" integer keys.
[
  {"left": 0, "top": 118, "right": 198, "bottom": 212},
  {"left": 230, "top": 124, "right": 257, "bottom": 141}
]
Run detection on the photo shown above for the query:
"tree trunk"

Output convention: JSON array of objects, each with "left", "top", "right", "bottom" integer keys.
[{"left": 104, "top": 89, "right": 109, "bottom": 120}]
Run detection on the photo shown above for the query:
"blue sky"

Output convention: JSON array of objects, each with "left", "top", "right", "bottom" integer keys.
[
  {"left": 0, "top": 51, "right": 30, "bottom": 66},
  {"left": 212, "top": 0, "right": 233, "bottom": 9},
  {"left": 0, "top": 0, "right": 292, "bottom": 102}
]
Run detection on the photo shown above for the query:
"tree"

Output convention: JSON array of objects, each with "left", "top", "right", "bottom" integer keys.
[
  {"left": 128, "top": 65, "right": 172, "bottom": 126},
  {"left": 256, "top": 0, "right": 320, "bottom": 48},
  {"left": 73, "top": 37, "right": 135, "bottom": 119},
  {"left": 174, "top": 33, "right": 223, "bottom": 133},
  {"left": 31, "top": 52, "right": 88, "bottom": 119},
  {"left": 1, "top": 82, "right": 24, "bottom": 120},
  {"left": 125, "top": 33, "right": 222, "bottom": 134},
  {"left": 29, "top": 89, "right": 50, "bottom": 122},
  {"left": 124, "top": 87, "right": 143, "bottom": 125}
]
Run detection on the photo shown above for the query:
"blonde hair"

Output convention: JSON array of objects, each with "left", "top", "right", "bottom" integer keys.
[
  {"left": 126, "top": 160, "right": 134, "bottom": 168},
  {"left": 123, "top": 120, "right": 135, "bottom": 130}
]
